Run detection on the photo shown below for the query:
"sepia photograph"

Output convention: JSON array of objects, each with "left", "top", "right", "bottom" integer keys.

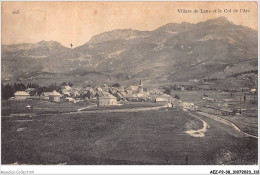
[{"left": 1, "top": 1, "right": 258, "bottom": 173}]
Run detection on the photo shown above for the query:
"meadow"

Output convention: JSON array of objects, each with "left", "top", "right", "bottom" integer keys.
[{"left": 1, "top": 102, "right": 257, "bottom": 165}]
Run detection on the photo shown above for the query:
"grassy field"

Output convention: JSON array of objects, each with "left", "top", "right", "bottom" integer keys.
[
  {"left": 1, "top": 99, "right": 92, "bottom": 116},
  {"left": 1, "top": 107, "right": 257, "bottom": 165}
]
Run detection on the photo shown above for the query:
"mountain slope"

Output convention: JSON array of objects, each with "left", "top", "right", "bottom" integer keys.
[
  {"left": 1, "top": 17, "right": 258, "bottom": 86},
  {"left": 2, "top": 41, "right": 71, "bottom": 79}
]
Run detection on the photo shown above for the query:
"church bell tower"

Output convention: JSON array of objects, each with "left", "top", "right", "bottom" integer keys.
[{"left": 139, "top": 78, "right": 143, "bottom": 93}]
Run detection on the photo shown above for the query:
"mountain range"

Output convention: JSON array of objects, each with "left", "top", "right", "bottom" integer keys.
[{"left": 2, "top": 17, "right": 258, "bottom": 87}]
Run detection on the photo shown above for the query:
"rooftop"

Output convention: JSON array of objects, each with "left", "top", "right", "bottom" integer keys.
[{"left": 14, "top": 91, "right": 30, "bottom": 96}]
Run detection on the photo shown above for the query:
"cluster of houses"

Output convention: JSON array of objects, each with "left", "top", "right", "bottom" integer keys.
[{"left": 12, "top": 79, "right": 198, "bottom": 111}]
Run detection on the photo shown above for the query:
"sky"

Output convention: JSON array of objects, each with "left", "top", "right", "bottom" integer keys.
[{"left": 2, "top": 1, "right": 258, "bottom": 47}]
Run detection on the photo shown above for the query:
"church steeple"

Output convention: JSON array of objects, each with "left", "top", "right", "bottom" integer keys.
[
  {"left": 139, "top": 78, "right": 143, "bottom": 86},
  {"left": 139, "top": 78, "right": 143, "bottom": 92}
]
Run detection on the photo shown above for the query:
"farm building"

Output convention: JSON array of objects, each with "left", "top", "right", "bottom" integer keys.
[
  {"left": 98, "top": 93, "right": 117, "bottom": 107},
  {"left": 14, "top": 91, "right": 30, "bottom": 100},
  {"left": 49, "top": 90, "right": 62, "bottom": 102}
]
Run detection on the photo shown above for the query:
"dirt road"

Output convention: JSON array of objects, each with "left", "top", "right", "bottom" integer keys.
[{"left": 69, "top": 105, "right": 168, "bottom": 114}]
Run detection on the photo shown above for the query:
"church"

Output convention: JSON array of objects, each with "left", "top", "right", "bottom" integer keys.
[
  {"left": 136, "top": 79, "right": 148, "bottom": 101},
  {"left": 124, "top": 78, "right": 148, "bottom": 101}
]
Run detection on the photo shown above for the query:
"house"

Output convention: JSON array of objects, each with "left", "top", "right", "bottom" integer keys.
[
  {"left": 62, "top": 91, "right": 71, "bottom": 97},
  {"left": 102, "top": 86, "right": 109, "bottom": 92},
  {"left": 118, "top": 86, "right": 125, "bottom": 92},
  {"left": 114, "top": 91, "right": 124, "bottom": 100},
  {"left": 61, "top": 85, "right": 72, "bottom": 96},
  {"left": 49, "top": 90, "right": 62, "bottom": 102},
  {"left": 70, "top": 90, "right": 80, "bottom": 98},
  {"left": 14, "top": 91, "right": 30, "bottom": 100},
  {"left": 40, "top": 92, "right": 52, "bottom": 100},
  {"left": 89, "top": 88, "right": 96, "bottom": 97},
  {"left": 109, "top": 88, "right": 117, "bottom": 95},
  {"left": 95, "top": 91, "right": 104, "bottom": 98},
  {"left": 171, "top": 98, "right": 180, "bottom": 107},
  {"left": 136, "top": 91, "right": 149, "bottom": 101},
  {"left": 156, "top": 94, "right": 172, "bottom": 103},
  {"left": 120, "top": 91, "right": 127, "bottom": 97},
  {"left": 148, "top": 89, "right": 163, "bottom": 100},
  {"left": 181, "top": 102, "right": 197, "bottom": 111},
  {"left": 123, "top": 92, "right": 138, "bottom": 101},
  {"left": 84, "top": 87, "right": 92, "bottom": 91},
  {"left": 95, "top": 87, "right": 103, "bottom": 92},
  {"left": 98, "top": 93, "right": 117, "bottom": 107},
  {"left": 149, "top": 89, "right": 163, "bottom": 95},
  {"left": 65, "top": 97, "right": 75, "bottom": 102},
  {"left": 62, "top": 85, "right": 72, "bottom": 91},
  {"left": 250, "top": 88, "right": 257, "bottom": 94},
  {"left": 80, "top": 90, "right": 91, "bottom": 100}
]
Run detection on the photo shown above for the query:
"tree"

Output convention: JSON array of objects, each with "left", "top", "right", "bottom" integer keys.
[
  {"left": 2, "top": 83, "right": 14, "bottom": 100},
  {"left": 13, "top": 83, "right": 26, "bottom": 92},
  {"left": 36, "top": 86, "right": 48, "bottom": 96},
  {"left": 26, "top": 83, "right": 39, "bottom": 88},
  {"left": 164, "top": 88, "right": 171, "bottom": 95},
  {"left": 61, "top": 82, "right": 68, "bottom": 86},
  {"left": 112, "top": 83, "right": 120, "bottom": 87},
  {"left": 174, "top": 95, "right": 180, "bottom": 99}
]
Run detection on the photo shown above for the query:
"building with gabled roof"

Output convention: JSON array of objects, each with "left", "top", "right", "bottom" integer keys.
[
  {"left": 40, "top": 92, "right": 52, "bottom": 100},
  {"left": 98, "top": 93, "right": 117, "bottom": 107},
  {"left": 123, "top": 92, "right": 139, "bottom": 101},
  {"left": 114, "top": 91, "right": 124, "bottom": 100},
  {"left": 49, "top": 90, "right": 62, "bottom": 102},
  {"left": 95, "top": 87, "right": 103, "bottom": 92},
  {"left": 109, "top": 88, "right": 117, "bottom": 95},
  {"left": 156, "top": 94, "right": 173, "bottom": 103},
  {"left": 14, "top": 91, "right": 30, "bottom": 100}
]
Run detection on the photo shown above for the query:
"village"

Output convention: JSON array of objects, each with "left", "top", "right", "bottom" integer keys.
[
  {"left": 2, "top": 75, "right": 258, "bottom": 166},
  {"left": 2, "top": 77, "right": 258, "bottom": 165},
  {"left": 10, "top": 79, "right": 198, "bottom": 111}
]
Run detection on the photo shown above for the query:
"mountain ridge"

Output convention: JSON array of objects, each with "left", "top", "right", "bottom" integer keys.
[{"left": 2, "top": 17, "right": 258, "bottom": 87}]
